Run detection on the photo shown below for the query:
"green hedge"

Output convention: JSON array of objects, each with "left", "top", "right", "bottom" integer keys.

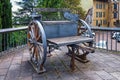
[
  {"left": 0, "top": 1, "right": 2, "bottom": 29},
  {"left": 0, "top": 0, "right": 12, "bottom": 51}
]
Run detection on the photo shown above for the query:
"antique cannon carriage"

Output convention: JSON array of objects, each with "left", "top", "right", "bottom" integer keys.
[{"left": 27, "top": 8, "right": 95, "bottom": 73}]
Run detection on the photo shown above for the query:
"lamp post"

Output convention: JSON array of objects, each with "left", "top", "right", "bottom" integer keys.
[
  {"left": 118, "top": 2, "right": 119, "bottom": 24},
  {"left": 31, "top": 0, "right": 41, "bottom": 21},
  {"left": 31, "top": 0, "right": 37, "bottom": 18}
]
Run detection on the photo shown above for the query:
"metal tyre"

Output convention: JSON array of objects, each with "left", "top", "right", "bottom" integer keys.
[{"left": 27, "top": 20, "right": 47, "bottom": 73}]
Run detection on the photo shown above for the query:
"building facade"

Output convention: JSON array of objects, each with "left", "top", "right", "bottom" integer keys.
[{"left": 92, "top": 0, "right": 120, "bottom": 27}]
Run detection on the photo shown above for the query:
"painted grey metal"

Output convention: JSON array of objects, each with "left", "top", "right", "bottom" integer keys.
[
  {"left": 63, "top": 11, "right": 79, "bottom": 21},
  {"left": 0, "top": 27, "right": 27, "bottom": 52},
  {"left": 0, "top": 26, "right": 27, "bottom": 34},
  {"left": 106, "top": 31, "right": 109, "bottom": 50},
  {"left": 115, "top": 37, "right": 117, "bottom": 51},
  {"left": 41, "top": 21, "right": 78, "bottom": 38},
  {"left": 89, "top": 27, "right": 120, "bottom": 51},
  {"left": 79, "top": 19, "right": 93, "bottom": 38},
  {"left": 40, "top": 19, "right": 94, "bottom": 47},
  {"left": 90, "top": 27, "right": 120, "bottom": 31},
  {"left": 35, "top": 20, "right": 47, "bottom": 65},
  {"left": 35, "top": 8, "right": 69, "bottom": 12}
]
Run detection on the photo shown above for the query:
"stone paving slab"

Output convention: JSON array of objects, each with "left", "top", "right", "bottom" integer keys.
[{"left": 0, "top": 47, "right": 120, "bottom": 80}]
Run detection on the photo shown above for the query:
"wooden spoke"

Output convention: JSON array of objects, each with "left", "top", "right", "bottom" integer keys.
[
  {"left": 27, "top": 21, "right": 47, "bottom": 73},
  {"left": 77, "top": 19, "right": 93, "bottom": 38},
  {"left": 78, "top": 24, "right": 88, "bottom": 36}
]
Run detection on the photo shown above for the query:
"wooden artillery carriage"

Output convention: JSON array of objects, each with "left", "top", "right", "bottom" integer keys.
[{"left": 27, "top": 8, "right": 95, "bottom": 73}]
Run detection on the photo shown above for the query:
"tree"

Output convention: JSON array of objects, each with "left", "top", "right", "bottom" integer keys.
[
  {"left": 13, "top": 0, "right": 34, "bottom": 25},
  {"left": 14, "top": 0, "right": 85, "bottom": 21},
  {"left": 61, "top": 0, "right": 86, "bottom": 19},
  {"left": 38, "top": 0, "right": 62, "bottom": 8},
  {"left": 1, "top": 0, "right": 12, "bottom": 29},
  {"left": 37, "top": 0, "right": 62, "bottom": 20},
  {"left": 37, "top": 0, "right": 85, "bottom": 19},
  {"left": 0, "top": 1, "right": 2, "bottom": 29},
  {"left": 1, "top": 0, "right": 12, "bottom": 51},
  {"left": 0, "top": 1, "right": 2, "bottom": 51},
  {"left": 15, "top": 0, "right": 34, "bottom": 15}
]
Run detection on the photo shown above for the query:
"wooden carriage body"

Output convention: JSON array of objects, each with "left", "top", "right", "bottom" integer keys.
[{"left": 27, "top": 8, "right": 95, "bottom": 73}]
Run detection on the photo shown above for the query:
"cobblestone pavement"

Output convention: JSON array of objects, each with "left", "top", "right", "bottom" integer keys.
[{"left": 0, "top": 47, "right": 120, "bottom": 80}]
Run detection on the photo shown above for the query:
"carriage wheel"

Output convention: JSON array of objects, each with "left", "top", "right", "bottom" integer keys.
[
  {"left": 77, "top": 19, "right": 94, "bottom": 51},
  {"left": 72, "top": 19, "right": 94, "bottom": 63},
  {"left": 78, "top": 19, "right": 93, "bottom": 38},
  {"left": 27, "top": 20, "right": 47, "bottom": 73}
]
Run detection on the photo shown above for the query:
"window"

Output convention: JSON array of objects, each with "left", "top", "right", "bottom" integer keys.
[
  {"left": 103, "top": 4, "right": 106, "bottom": 9},
  {"left": 103, "top": 12, "right": 105, "bottom": 17},
  {"left": 99, "top": 12, "right": 102, "bottom": 17},
  {"left": 99, "top": 12, "right": 100, "bottom": 17},
  {"left": 113, "top": 3, "right": 117, "bottom": 10},
  {"left": 100, "top": 20, "right": 102, "bottom": 25},
  {"left": 96, "top": 12, "right": 98, "bottom": 17},
  {"left": 113, "top": 22, "right": 116, "bottom": 25},
  {"left": 96, "top": 3, "right": 102, "bottom": 9},
  {"left": 96, "top": 3, "right": 98, "bottom": 9},
  {"left": 114, "top": 12, "right": 117, "bottom": 18},
  {"left": 103, "top": 20, "right": 107, "bottom": 25},
  {"left": 98, "top": 3, "right": 102, "bottom": 9},
  {"left": 96, "top": 20, "right": 99, "bottom": 26},
  {"left": 101, "top": 12, "right": 102, "bottom": 17}
]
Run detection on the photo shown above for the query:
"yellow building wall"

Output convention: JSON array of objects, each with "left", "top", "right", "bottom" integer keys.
[
  {"left": 108, "top": 2, "right": 119, "bottom": 27},
  {"left": 92, "top": 0, "right": 109, "bottom": 27},
  {"left": 92, "top": 0, "right": 119, "bottom": 27}
]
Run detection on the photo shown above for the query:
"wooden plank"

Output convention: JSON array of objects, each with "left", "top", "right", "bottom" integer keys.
[
  {"left": 47, "top": 36, "right": 93, "bottom": 46},
  {"left": 28, "top": 60, "right": 46, "bottom": 74},
  {"left": 34, "top": 8, "right": 70, "bottom": 12},
  {"left": 42, "top": 21, "right": 75, "bottom": 25},
  {"left": 75, "top": 44, "right": 95, "bottom": 53}
]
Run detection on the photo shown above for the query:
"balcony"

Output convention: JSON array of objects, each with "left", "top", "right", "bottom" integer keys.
[{"left": 0, "top": 27, "right": 120, "bottom": 80}]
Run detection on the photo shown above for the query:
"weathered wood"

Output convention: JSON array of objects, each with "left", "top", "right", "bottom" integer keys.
[
  {"left": 29, "top": 60, "right": 46, "bottom": 73},
  {"left": 42, "top": 21, "right": 74, "bottom": 25},
  {"left": 76, "top": 44, "right": 95, "bottom": 53},
  {"left": 47, "top": 36, "right": 93, "bottom": 46},
  {"left": 34, "top": 8, "right": 69, "bottom": 12},
  {"left": 27, "top": 10, "right": 94, "bottom": 73},
  {"left": 67, "top": 42, "right": 95, "bottom": 63}
]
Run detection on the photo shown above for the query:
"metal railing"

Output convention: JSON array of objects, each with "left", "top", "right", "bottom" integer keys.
[
  {"left": 0, "top": 27, "right": 28, "bottom": 52},
  {"left": 0, "top": 26, "right": 120, "bottom": 53},
  {"left": 91, "top": 27, "right": 120, "bottom": 52}
]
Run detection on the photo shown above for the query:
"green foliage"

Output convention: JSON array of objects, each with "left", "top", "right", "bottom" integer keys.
[
  {"left": 0, "top": 0, "right": 12, "bottom": 51},
  {"left": 14, "top": 0, "right": 85, "bottom": 21},
  {"left": 13, "top": 15, "right": 32, "bottom": 25},
  {"left": 38, "top": 0, "right": 62, "bottom": 8},
  {"left": 0, "top": 1, "right": 2, "bottom": 51},
  {"left": 0, "top": 1, "right": 2, "bottom": 29},
  {"left": 61, "top": 0, "right": 80, "bottom": 8},
  {"left": 37, "top": 0, "right": 86, "bottom": 20},
  {"left": 0, "top": 0, "right": 27, "bottom": 52},
  {"left": 13, "top": 0, "right": 34, "bottom": 25},
  {"left": 37, "top": 0, "right": 64, "bottom": 20},
  {"left": 15, "top": 0, "right": 34, "bottom": 14},
  {"left": 10, "top": 31, "right": 27, "bottom": 47},
  {"left": 61, "top": 0, "right": 86, "bottom": 19},
  {"left": 0, "top": 30, "right": 27, "bottom": 52},
  {"left": 1, "top": 0, "right": 12, "bottom": 28}
]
